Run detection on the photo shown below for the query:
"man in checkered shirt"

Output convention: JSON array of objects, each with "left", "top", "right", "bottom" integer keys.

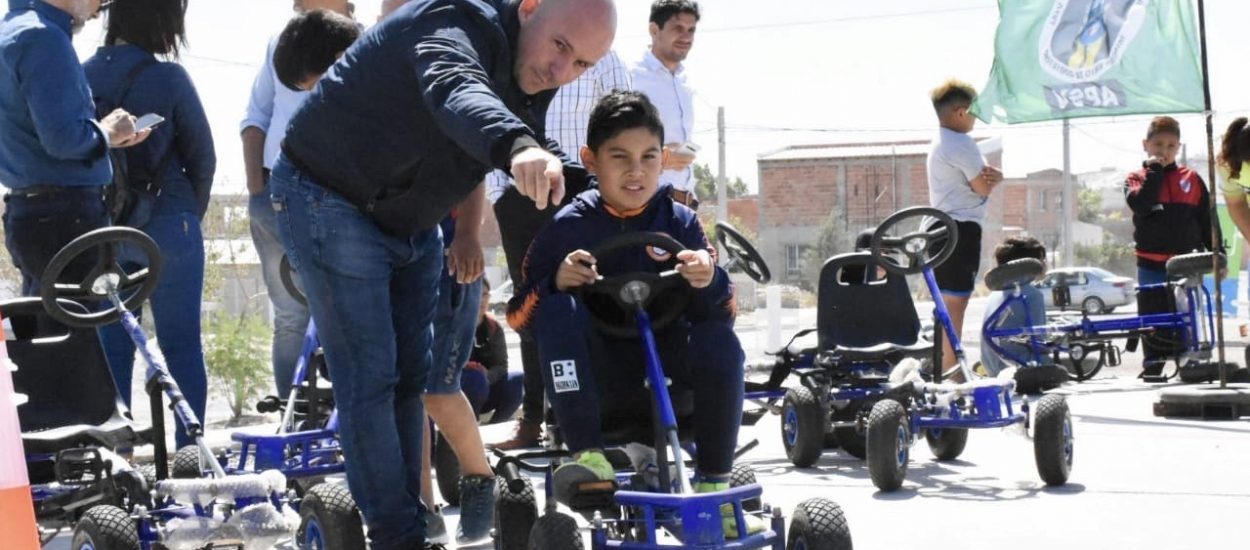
[{"left": 487, "top": 49, "right": 632, "bottom": 450}]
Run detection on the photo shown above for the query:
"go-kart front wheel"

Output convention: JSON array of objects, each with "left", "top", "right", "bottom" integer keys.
[
  {"left": 72, "top": 505, "right": 139, "bottom": 550},
  {"left": 786, "top": 497, "right": 853, "bottom": 550},
  {"left": 495, "top": 476, "right": 538, "bottom": 550},
  {"left": 730, "top": 463, "right": 763, "bottom": 512},
  {"left": 781, "top": 386, "right": 827, "bottom": 468},
  {"left": 170, "top": 445, "right": 201, "bottom": 479},
  {"left": 528, "top": 511, "right": 582, "bottom": 550},
  {"left": 924, "top": 427, "right": 968, "bottom": 461},
  {"left": 299, "top": 483, "right": 366, "bottom": 550},
  {"left": 1033, "top": 394, "right": 1073, "bottom": 486},
  {"left": 866, "top": 399, "right": 910, "bottom": 492}
]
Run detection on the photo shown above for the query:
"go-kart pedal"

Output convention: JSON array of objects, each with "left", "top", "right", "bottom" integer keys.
[{"left": 553, "top": 452, "right": 619, "bottom": 512}]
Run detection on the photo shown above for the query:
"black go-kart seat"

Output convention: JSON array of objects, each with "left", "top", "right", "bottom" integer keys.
[
  {"left": 3, "top": 297, "right": 142, "bottom": 454},
  {"left": 815, "top": 252, "right": 931, "bottom": 377}
]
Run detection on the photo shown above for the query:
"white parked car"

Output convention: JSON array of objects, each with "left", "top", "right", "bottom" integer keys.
[{"left": 1034, "top": 267, "right": 1135, "bottom": 314}]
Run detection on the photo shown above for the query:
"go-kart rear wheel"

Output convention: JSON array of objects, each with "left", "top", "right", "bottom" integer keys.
[
  {"left": 170, "top": 445, "right": 201, "bottom": 479},
  {"left": 786, "top": 497, "right": 852, "bottom": 550},
  {"left": 72, "top": 505, "right": 139, "bottom": 550},
  {"left": 866, "top": 399, "right": 910, "bottom": 492},
  {"left": 833, "top": 427, "right": 866, "bottom": 460},
  {"left": 298, "top": 483, "right": 366, "bottom": 550},
  {"left": 730, "top": 463, "right": 762, "bottom": 512},
  {"left": 528, "top": 511, "right": 582, "bottom": 550},
  {"left": 434, "top": 430, "right": 462, "bottom": 506},
  {"left": 781, "top": 386, "right": 827, "bottom": 468},
  {"left": 494, "top": 476, "right": 538, "bottom": 550},
  {"left": 1033, "top": 394, "right": 1073, "bottom": 486},
  {"left": 924, "top": 427, "right": 968, "bottom": 461}
]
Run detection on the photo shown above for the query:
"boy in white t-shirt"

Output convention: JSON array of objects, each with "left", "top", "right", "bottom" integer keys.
[{"left": 926, "top": 79, "right": 1003, "bottom": 381}]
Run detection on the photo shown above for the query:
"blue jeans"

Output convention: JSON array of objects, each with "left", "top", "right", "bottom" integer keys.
[
  {"left": 249, "top": 183, "right": 311, "bottom": 398},
  {"left": 99, "top": 211, "right": 208, "bottom": 450},
  {"left": 533, "top": 294, "right": 745, "bottom": 475},
  {"left": 269, "top": 155, "right": 438, "bottom": 550},
  {"left": 2, "top": 187, "right": 109, "bottom": 296},
  {"left": 462, "top": 369, "right": 524, "bottom": 424},
  {"left": 426, "top": 274, "right": 482, "bottom": 394}
]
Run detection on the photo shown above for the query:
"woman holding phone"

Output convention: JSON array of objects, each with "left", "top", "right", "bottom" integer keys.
[{"left": 84, "top": 0, "right": 216, "bottom": 449}]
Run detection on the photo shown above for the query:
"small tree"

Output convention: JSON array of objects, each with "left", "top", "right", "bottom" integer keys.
[
  {"left": 693, "top": 163, "right": 748, "bottom": 203},
  {"left": 1078, "top": 186, "right": 1103, "bottom": 223},
  {"left": 801, "top": 210, "right": 848, "bottom": 290},
  {"left": 200, "top": 192, "right": 275, "bottom": 424}
]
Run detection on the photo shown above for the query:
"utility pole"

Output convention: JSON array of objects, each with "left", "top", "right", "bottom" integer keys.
[
  {"left": 1062, "top": 118, "right": 1074, "bottom": 267},
  {"left": 716, "top": 106, "right": 727, "bottom": 224}
]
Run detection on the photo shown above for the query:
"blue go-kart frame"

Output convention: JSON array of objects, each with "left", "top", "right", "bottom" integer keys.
[
  {"left": 745, "top": 207, "right": 1073, "bottom": 492},
  {"left": 21, "top": 227, "right": 299, "bottom": 550},
  {"left": 488, "top": 229, "right": 851, "bottom": 549},
  {"left": 981, "top": 251, "right": 1232, "bottom": 385}
]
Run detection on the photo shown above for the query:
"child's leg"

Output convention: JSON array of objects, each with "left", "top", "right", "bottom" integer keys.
[
  {"left": 485, "top": 371, "right": 525, "bottom": 424},
  {"left": 533, "top": 294, "right": 604, "bottom": 453},
  {"left": 684, "top": 320, "right": 746, "bottom": 477},
  {"left": 460, "top": 368, "right": 490, "bottom": 417}
]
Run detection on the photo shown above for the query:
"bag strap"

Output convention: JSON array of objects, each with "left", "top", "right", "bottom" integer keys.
[{"left": 112, "top": 58, "right": 176, "bottom": 195}]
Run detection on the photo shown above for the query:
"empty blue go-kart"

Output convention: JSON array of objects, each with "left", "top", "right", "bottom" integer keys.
[
  {"left": 14, "top": 227, "right": 298, "bottom": 550},
  {"left": 490, "top": 229, "right": 853, "bottom": 549}
]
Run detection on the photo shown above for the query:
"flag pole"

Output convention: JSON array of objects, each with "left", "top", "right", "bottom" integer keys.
[{"left": 1195, "top": 0, "right": 1227, "bottom": 388}]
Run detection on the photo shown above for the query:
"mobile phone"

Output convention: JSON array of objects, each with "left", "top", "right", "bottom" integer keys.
[
  {"left": 675, "top": 142, "right": 700, "bottom": 156},
  {"left": 134, "top": 113, "right": 165, "bottom": 132}
]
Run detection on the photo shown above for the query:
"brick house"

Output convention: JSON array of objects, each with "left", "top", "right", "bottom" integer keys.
[{"left": 756, "top": 138, "right": 1006, "bottom": 287}]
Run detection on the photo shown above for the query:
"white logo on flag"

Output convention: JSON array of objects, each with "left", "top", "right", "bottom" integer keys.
[
  {"left": 1039, "top": 0, "right": 1148, "bottom": 83},
  {"left": 551, "top": 360, "right": 580, "bottom": 393}
]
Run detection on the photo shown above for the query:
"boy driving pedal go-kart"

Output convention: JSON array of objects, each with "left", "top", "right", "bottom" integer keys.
[
  {"left": 502, "top": 90, "right": 850, "bottom": 549},
  {"left": 507, "top": 90, "right": 761, "bottom": 538}
]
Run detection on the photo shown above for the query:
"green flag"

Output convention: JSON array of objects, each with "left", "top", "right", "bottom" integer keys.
[{"left": 972, "top": 0, "right": 1205, "bottom": 124}]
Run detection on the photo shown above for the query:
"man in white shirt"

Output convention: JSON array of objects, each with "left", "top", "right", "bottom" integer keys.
[
  {"left": 240, "top": 0, "right": 352, "bottom": 398},
  {"left": 630, "top": 0, "right": 700, "bottom": 209},
  {"left": 487, "top": 48, "right": 633, "bottom": 450}
]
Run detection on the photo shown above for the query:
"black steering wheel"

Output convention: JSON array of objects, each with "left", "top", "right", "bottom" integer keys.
[
  {"left": 715, "top": 221, "right": 770, "bottom": 284},
  {"left": 580, "top": 232, "right": 692, "bottom": 339},
  {"left": 39, "top": 227, "right": 163, "bottom": 328},
  {"left": 279, "top": 254, "right": 308, "bottom": 307},
  {"left": 870, "top": 207, "right": 959, "bottom": 275}
]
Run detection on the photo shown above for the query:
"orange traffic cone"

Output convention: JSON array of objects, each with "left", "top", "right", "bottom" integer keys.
[{"left": 0, "top": 312, "right": 40, "bottom": 550}]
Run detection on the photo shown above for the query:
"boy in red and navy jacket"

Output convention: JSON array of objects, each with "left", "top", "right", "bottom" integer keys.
[
  {"left": 1124, "top": 115, "right": 1213, "bottom": 376},
  {"left": 506, "top": 91, "right": 759, "bottom": 537}
]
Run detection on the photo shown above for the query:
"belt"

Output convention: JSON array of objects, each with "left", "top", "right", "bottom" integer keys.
[
  {"left": 5, "top": 185, "right": 105, "bottom": 199},
  {"left": 669, "top": 188, "right": 699, "bottom": 210}
]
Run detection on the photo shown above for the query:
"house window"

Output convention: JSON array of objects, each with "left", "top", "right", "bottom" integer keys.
[
  {"left": 786, "top": 244, "right": 807, "bottom": 273},
  {"left": 1039, "top": 190, "right": 1047, "bottom": 211}
]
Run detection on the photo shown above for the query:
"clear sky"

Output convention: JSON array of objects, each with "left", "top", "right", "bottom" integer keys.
[{"left": 9, "top": 0, "right": 1249, "bottom": 193}]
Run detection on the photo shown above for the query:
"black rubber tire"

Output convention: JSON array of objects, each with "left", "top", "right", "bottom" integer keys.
[
  {"left": 1081, "top": 297, "right": 1105, "bottom": 316},
  {"left": 984, "top": 258, "right": 1045, "bottom": 291},
  {"left": 730, "top": 463, "right": 762, "bottom": 512},
  {"left": 72, "top": 505, "right": 139, "bottom": 550},
  {"left": 833, "top": 427, "right": 866, "bottom": 460},
  {"left": 495, "top": 477, "right": 538, "bottom": 550},
  {"left": 781, "top": 386, "right": 827, "bottom": 468},
  {"left": 136, "top": 463, "right": 157, "bottom": 489},
  {"left": 434, "top": 430, "right": 462, "bottom": 506},
  {"left": 1033, "top": 394, "right": 1073, "bottom": 486},
  {"left": 528, "top": 512, "right": 583, "bottom": 550},
  {"left": 170, "top": 445, "right": 201, "bottom": 479},
  {"left": 786, "top": 497, "right": 853, "bottom": 550},
  {"left": 1165, "top": 251, "right": 1225, "bottom": 278},
  {"left": 924, "top": 427, "right": 969, "bottom": 461},
  {"left": 1014, "top": 365, "right": 1069, "bottom": 395},
  {"left": 823, "top": 430, "right": 840, "bottom": 450},
  {"left": 866, "top": 399, "right": 909, "bottom": 492},
  {"left": 298, "top": 483, "right": 366, "bottom": 550}
]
